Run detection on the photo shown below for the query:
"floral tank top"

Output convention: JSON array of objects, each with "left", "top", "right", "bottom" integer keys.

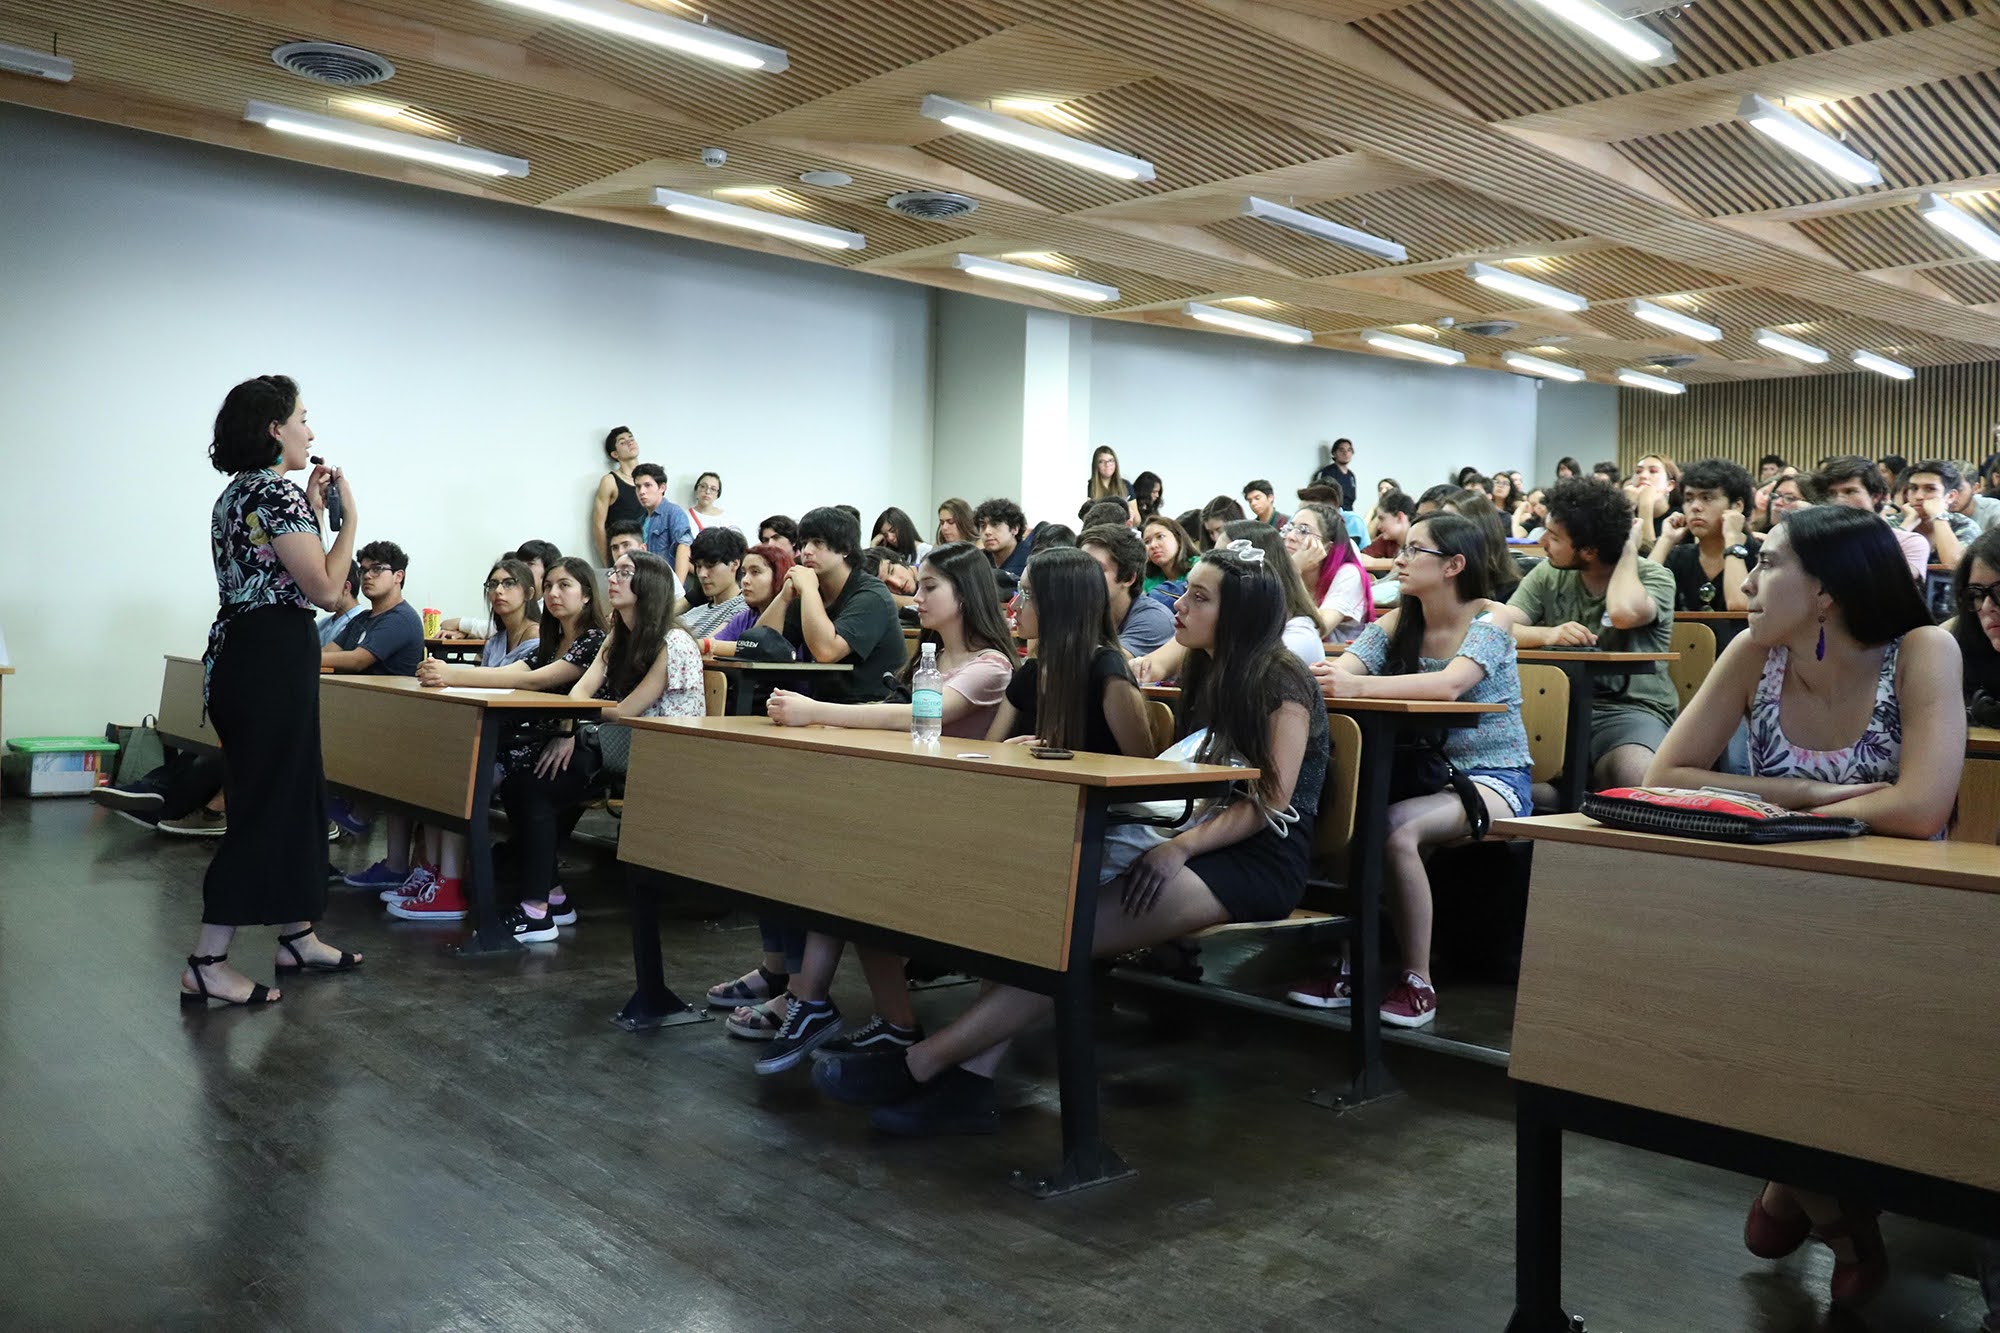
[{"left": 1746, "top": 640, "right": 1902, "bottom": 785}]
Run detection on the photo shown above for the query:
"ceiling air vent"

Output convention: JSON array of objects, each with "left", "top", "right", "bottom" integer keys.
[
  {"left": 887, "top": 190, "right": 977, "bottom": 221},
  {"left": 272, "top": 41, "right": 395, "bottom": 86},
  {"left": 1457, "top": 320, "right": 1520, "bottom": 338},
  {"left": 1646, "top": 353, "right": 1699, "bottom": 369}
]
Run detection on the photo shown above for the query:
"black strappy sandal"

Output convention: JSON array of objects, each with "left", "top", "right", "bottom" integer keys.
[
  {"left": 274, "top": 928, "right": 362, "bottom": 974},
  {"left": 179, "top": 953, "right": 278, "bottom": 1007}
]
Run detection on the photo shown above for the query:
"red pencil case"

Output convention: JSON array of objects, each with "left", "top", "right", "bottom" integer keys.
[{"left": 1581, "top": 786, "right": 1870, "bottom": 844}]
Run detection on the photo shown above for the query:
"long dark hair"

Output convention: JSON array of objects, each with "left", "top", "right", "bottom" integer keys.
[
  {"left": 1383, "top": 514, "right": 1491, "bottom": 676},
  {"left": 902, "top": 541, "right": 1014, "bottom": 683},
  {"left": 1132, "top": 470, "right": 1164, "bottom": 519},
  {"left": 209, "top": 374, "right": 297, "bottom": 473},
  {"left": 530, "top": 556, "right": 609, "bottom": 669},
  {"left": 1224, "top": 520, "right": 1317, "bottom": 624},
  {"left": 1026, "top": 546, "right": 1122, "bottom": 751},
  {"left": 1142, "top": 514, "right": 1196, "bottom": 581},
  {"left": 1178, "top": 547, "right": 1319, "bottom": 822},
  {"left": 871, "top": 506, "right": 922, "bottom": 556},
  {"left": 1954, "top": 528, "right": 2000, "bottom": 696},
  {"left": 1783, "top": 505, "right": 1932, "bottom": 647},
  {"left": 1446, "top": 494, "right": 1520, "bottom": 597},
  {"left": 486, "top": 557, "right": 541, "bottom": 644},
  {"left": 603, "top": 551, "right": 680, "bottom": 697}
]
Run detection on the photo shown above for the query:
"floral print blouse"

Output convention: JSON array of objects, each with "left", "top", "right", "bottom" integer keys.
[
  {"left": 203, "top": 469, "right": 321, "bottom": 702},
  {"left": 1747, "top": 640, "right": 1903, "bottom": 785}
]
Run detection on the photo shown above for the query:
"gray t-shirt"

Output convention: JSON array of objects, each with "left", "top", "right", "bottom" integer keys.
[
  {"left": 334, "top": 600, "right": 424, "bottom": 676},
  {"left": 1118, "top": 594, "right": 1176, "bottom": 656}
]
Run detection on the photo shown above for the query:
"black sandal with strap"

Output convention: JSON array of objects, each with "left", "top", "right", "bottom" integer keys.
[
  {"left": 275, "top": 928, "right": 362, "bottom": 974},
  {"left": 179, "top": 953, "right": 278, "bottom": 1007}
]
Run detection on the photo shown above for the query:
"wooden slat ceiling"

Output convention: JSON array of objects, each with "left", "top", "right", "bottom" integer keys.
[{"left": 8, "top": 0, "right": 2000, "bottom": 384}]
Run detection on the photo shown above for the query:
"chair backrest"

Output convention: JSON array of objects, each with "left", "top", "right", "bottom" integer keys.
[
  {"left": 1668, "top": 622, "right": 1718, "bottom": 710},
  {"left": 1518, "top": 663, "right": 1569, "bottom": 785},
  {"left": 1311, "top": 712, "right": 1364, "bottom": 878},
  {"left": 703, "top": 669, "right": 727, "bottom": 717},
  {"left": 1144, "top": 699, "right": 1176, "bottom": 756}
]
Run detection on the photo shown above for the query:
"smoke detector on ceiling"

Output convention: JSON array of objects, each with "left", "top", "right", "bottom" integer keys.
[
  {"left": 800, "top": 170, "right": 853, "bottom": 187},
  {"left": 1458, "top": 320, "right": 1521, "bottom": 338},
  {"left": 887, "top": 190, "right": 977, "bottom": 220},
  {"left": 271, "top": 41, "right": 395, "bottom": 85}
]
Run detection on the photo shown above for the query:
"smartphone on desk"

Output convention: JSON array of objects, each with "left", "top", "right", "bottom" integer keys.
[{"left": 1029, "top": 746, "right": 1074, "bottom": 761}]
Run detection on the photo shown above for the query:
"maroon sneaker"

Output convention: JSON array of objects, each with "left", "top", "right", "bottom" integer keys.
[
  {"left": 1744, "top": 1190, "right": 1811, "bottom": 1259},
  {"left": 1285, "top": 966, "right": 1353, "bottom": 1010},
  {"left": 1380, "top": 971, "right": 1437, "bottom": 1029}
]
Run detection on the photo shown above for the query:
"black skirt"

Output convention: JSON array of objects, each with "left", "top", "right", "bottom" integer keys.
[
  {"left": 202, "top": 605, "right": 328, "bottom": 927},
  {"left": 1184, "top": 812, "right": 1312, "bottom": 924}
]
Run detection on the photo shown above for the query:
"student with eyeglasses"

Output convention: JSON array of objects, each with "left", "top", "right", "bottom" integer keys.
[
  {"left": 321, "top": 541, "right": 423, "bottom": 676},
  {"left": 688, "top": 471, "right": 732, "bottom": 534},
  {"left": 1952, "top": 529, "right": 2000, "bottom": 726},
  {"left": 1283, "top": 503, "right": 1374, "bottom": 643}
]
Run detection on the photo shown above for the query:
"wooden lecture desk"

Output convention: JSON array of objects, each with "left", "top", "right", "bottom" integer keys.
[
  {"left": 424, "top": 636, "right": 487, "bottom": 664},
  {"left": 1515, "top": 650, "right": 1678, "bottom": 813},
  {"left": 1496, "top": 813, "right": 2000, "bottom": 1331},
  {"left": 615, "top": 715, "right": 1246, "bottom": 1197},
  {"left": 1955, "top": 726, "right": 2000, "bottom": 845},
  {"left": 700, "top": 656, "right": 854, "bottom": 715},
  {"left": 1672, "top": 609, "right": 1750, "bottom": 649},
  {"left": 158, "top": 655, "right": 612, "bottom": 953},
  {"left": 1127, "top": 681, "right": 1501, "bottom": 1101}
]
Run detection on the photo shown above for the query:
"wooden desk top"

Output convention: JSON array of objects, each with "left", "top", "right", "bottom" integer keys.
[
  {"left": 424, "top": 635, "right": 486, "bottom": 649},
  {"left": 1495, "top": 813, "right": 2000, "bottom": 895},
  {"left": 321, "top": 674, "right": 615, "bottom": 713},
  {"left": 1673, "top": 610, "right": 1750, "bottom": 622},
  {"left": 702, "top": 657, "right": 854, "bottom": 673},
  {"left": 1140, "top": 682, "right": 1501, "bottom": 716},
  {"left": 0, "top": 665, "right": 14, "bottom": 675},
  {"left": 1969, "top": 727, "right": 2000, "bottom": 757},
  {"left": 628, "top": 714, "right": 1250, "bottom": 789},
  {"left": 1516, "top": 650, "right": 1679, "bottom": 666}
]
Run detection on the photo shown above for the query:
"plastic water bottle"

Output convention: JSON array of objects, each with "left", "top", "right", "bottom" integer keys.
[{"left": 912, "top": 642, "right": 943, "bottom": 744}]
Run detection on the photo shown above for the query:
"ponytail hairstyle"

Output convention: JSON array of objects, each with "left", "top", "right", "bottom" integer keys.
[
  {"left": 1178, "top": 545, "right": 1320, "bottom": 825},
  {"left": 602, "top": 550, "right": 680, "bottom": 697},
  {"left": 531, "top": 556, "right": 609, "bottom": 668},
  {"left": 899, "top": 541, "right": 1015, "bottom": 684},
  {"left": 1025, "top": 546, "right": 1123, "bottom": 752},
  {"left": 1382, "top": 514, "right": 1489, "bottom": 676}
]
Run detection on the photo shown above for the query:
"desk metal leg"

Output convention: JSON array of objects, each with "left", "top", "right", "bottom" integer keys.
[
  {"left": 1556, "top": 666, "right": 1592, "bottom": 813},
  {"left": 730, "top": 675, "right": 754, "bottom": 716},
  {"left": 448, "top": 714, "right": 521, "bottom": 957},
  {"left": 613, "top": 866, "right": 707, "bottom": 1031},
  {"left": 1012, "top": 797, "right": 1132, "bottom": 1198},
  {"left": 1507, "top": 1084, "right": 1571, "bottom": 1333},
  {"left": 1309, "top": 713, "right": 1398, "bottom": 1110}
]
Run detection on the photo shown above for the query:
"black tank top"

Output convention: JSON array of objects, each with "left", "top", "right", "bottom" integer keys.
[{"left": 605, "top": 470, "right": 645, "bottom": 531}]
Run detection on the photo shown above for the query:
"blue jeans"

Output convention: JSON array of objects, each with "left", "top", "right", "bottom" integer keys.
[{"left": 759, "top": 919, "right": 804, "bottom": 974}]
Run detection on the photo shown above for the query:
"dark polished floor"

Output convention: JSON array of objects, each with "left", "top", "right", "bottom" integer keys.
[{"left": 1, "top": 796, "right": 1990, "bottom": 1332}]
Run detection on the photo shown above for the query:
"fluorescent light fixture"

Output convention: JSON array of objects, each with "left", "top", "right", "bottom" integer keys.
[
  {"left": 491, "top": 0, "right": 786, "bottom": 70},
  {"left": 0, "top": 40, "right": 72, "bottom": 82},
  {"left": 1185, "top": 302, "right": 1312, "bottom": 344},
  {"left": 1503, "top": 352, "right": 1587, "bottom": 382},
  {"left": 953, "top": 254, "right": 1118, "bottom": 302},
  {"left": 652, "top": 187, "right": 863, "bottom": 250},
  {"left": 1468, "top": 261, "right": 1589, "bottom": 313},
  {"left": 1754, "top": 327, "right": 1829, "bottom": 363},
  {"left": 1919, "top": 192, "right": 2000, "bottom": 261},
  {"left": 1363, "top": 330, "right": 1466, "bottom": 366},
  {"left": 1522, "top": 0, "right": 1675, "bottom": 65},
  {"left": 1617, "top": 368, "right": 1686, "bottom": 395},
  {"left": 1738, "top": 94, "right": 1880, "bottom": 187},
  {"left": 1631, "top": 298, "right": 1722, "bottom": 342},
  {"left": 243, "top": 100, "right": 529, "bottom": 177},
  {"left": 1239, "top": 196, "right": 1407, "bottom": 263},
  {"left": 919, "top": 95, "right": 1155, "bottom": 182},
  {"left": 1852, "top": 349, "right": 1915, "bottom": 380}
]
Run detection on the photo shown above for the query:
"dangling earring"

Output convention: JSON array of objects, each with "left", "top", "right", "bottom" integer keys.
[{"left": 1815, "top": 616, "right": 1827, "bottom": 662}]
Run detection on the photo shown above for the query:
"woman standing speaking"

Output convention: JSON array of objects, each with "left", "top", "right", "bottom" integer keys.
[{"left": 181, "top": 375, "right": 364, "bottom": 1006}]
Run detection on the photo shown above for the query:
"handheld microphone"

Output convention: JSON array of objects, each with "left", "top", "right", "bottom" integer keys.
[{"left": 308, "top": 455, "right": 344, "bottom": 532}]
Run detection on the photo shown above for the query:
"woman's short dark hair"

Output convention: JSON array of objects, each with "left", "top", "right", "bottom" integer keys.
[
  {"left": 1376, "top": 490, "right": 1418, "bottom": 521},
  {"left": 690, "top": 526, "right": 747, "bottom": 568},
  {"left": 602, "top": 426, "right": 632, "bottom": 460},
  {"left": 695, "top": 470, "right": 722, "bottom": 498},
  {"left": 1679, "top": 458, "right": 1754, "bottom": 512},
  {"left": 1544, "top": 477, "right": 1632, "bottom": 564},
  {"left": 209, "top": 375, "right": 298, "bottom": 474},
  {"left": 1555, "top": 456, "right": 1581, "bottom": 478},
  {"left": 798, "top": 506, "right": 862, "bottom": 564},
  {"left": 1782, "top": 505, "right": 1933, "bottom": 647}
]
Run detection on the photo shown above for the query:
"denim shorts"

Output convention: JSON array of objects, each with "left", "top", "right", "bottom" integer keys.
[{"left": 1465, "top": 766, "right": 1533, "bottom": 818}]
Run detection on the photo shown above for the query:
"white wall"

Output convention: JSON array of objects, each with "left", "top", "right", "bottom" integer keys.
[
  {"left": 1532, "top": 380, "right": 1620, "bottom": 487},
  {"left": 0, "top": 106, "right": 933, "bottom": 741},
  {"left": 929, "top": 291, "right": 1025, "bottom": 515},
  {"left": 1086, "top": 320, "right": 1541, "bottom": 517}
]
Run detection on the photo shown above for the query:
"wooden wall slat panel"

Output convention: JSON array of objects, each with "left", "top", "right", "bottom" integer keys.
[{"left": 1619, "top": 363, "right": 2000, "bottom": 472}]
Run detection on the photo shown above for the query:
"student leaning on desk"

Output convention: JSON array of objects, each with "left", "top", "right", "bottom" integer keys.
[{"left": 1641, "top": 503, "right": 1963, "bottom": 1308}]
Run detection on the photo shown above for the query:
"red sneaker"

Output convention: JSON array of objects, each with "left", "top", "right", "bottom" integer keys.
[
  {"left": 1744, "top": 1190, "right": 1811, "bottom": 1259},
  {"left": 386, "top": 875, "right": 468, "bottom": 921},
  {"left": 1380, "top": 971, "right": 1437, "bottom": 1029},
  {"left": 1285, "top": 967, "right": 1353, "bottom": 1010}
]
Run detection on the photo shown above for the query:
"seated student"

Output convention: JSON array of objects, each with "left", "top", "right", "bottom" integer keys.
[
  {"left": 514, "top": 539, "right": 560, "bottom": 592},
  {"left": 1285, "top": 503, "right": 1374, "bottom": 642},
  {"left": 1751, "top": 472, "right": 1807, "bottom": 537},
  {"left": 1591, "top": 461, "right": 1620, "bottom": 486},
  {"left": 682, "top": 527, "right": 749, "bottom": 638},
  {"left": 317, "top": 561, "right": 364, "bottom": 645},
  {"left": 440, "top": 543, "right": 561, "bottom": 640},
  {"left": 754, "top": 506, "right": 902, "bottom": 702},
  {"left": 1953, "top": 529, "right": 2000, "bottom": 724},
  {"left": 757, "top": 514, "right": 798, "bottom": 560},
  {"left": 1359, "top": 492, "right": 1415, "bottom": 575},
  {"left": 1078, "top": 499, "right": 1131, "bottom": 530},
  {"left": 1444, "top": 494, "right": 1521, "bottom": 601},
  {"left": 499, "top": 550, "right": 702, "bottom": 942},
  {"left": 1647, "top": 458, "right": 1757, "bottom": 612},
  {"left": 469, "top": 557, "right": 542, "bottom": 667},
  {"left": 860, "top": 545, "right": 918, "bottom": 600},
  {"left": 1133, "top": 527, "right": 1326, "bottom": 678},
  {"left": 1460, "top": 472, "right": 1492, "bottom": 500},
  {"left": 1080, "top": 523, "right": 1175, "bottom": 657},
  {"left": 1813, "top": 455, "right": 1926, "bottom": 579},
  {"left": 1141, "top": 514, "right": 1196, "bottom": 601},
  {"left": 1242, "top": 479, "right": 1288, "bottom": 529},
  {"left": 704, "top": 542, "right": 793, "bottom": 653},
  {"left": 1029, "top": 522, "right": 1076, "bottom": 551},
  {"left": 1198, "top": 494, "right": 1247, "bottom": 549},
  {"left": 935, "top": 498, "right": 974, "bottom": 546},
  {"left": 1132, "top": 470, "right": 1164, "bottom": 521},
  {"left": 1487, "top": 479, "right": 1677, "bottom": 791},
  {"left": 1415, "top": 483, "right": 1464, "bottom": 516},
  {"left": 735, "top": 543, "right": 1018, "bottom": 1052},
  {"left": 405, "top": 556, "right": 610, "bottom": 921},
  {"left": 1511, "top": 488, "right": 1549, "bottom": 540},
  {"left": 1644, "top": 504, "right": 1961, "bottom": 1307},
  {"left": 633, "top": 462, "right": 693, "bottom": 582},
  {"left": 973, "top": 498, "right": 1033, "bottom": 579},
  {"left": 805, "top": 545, "right": 1329, "bottom": 1131},
  {"left": 321, "top": 541, "right": 423, "bottom": 675},
  {"left": 604, "top": 518, "right": 646, "bottom": 564},
  {"left": 1289, "top": 514, "right": 1531, "bottom": 1027},
  {"left": 1902, "top": 459, "right": 1979, "bottom": 568},
  {"left": 870, "top": 507, "right": 926, "bottom": 564},
  {"left": 1174, "top": 507, "right": 1208, "bottom": 550}
]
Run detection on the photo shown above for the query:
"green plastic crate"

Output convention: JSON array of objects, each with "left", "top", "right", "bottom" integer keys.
[{"left": 3, "top": 736, "right": 123, "bottom": 797}]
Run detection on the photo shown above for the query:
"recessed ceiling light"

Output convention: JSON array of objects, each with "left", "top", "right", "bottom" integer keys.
[
  {"left": 1184, "top": 302, "right": 1312, "bottom": 344},
  {"left": 1522, "top": 0, "right": 1675, "bottom": 65},
  {"left": 1631, "top": 298, "right": 1723, "bottom": 342},
  {"left": 491, "top": 0, "right": 787, "bottom": 70},
  {"left": 243, "top": 100, "right": 530, "bottom": 176},
  {"left": 1363, "top": 330, "right": 1466, "bottom": 365},
  {"left": 652, "top": 187, "right": 864, "bottom": 250},
  {"left": 1617, "top": 368, "right": 1686, "bottom": 395},
  {"left": 1503, "top": 352, "right": 1587, "bottom": 382},
  {"left": 1239, "top": 197, "right": 1407, "bottom": 264},
  {"left": 953, "top": 254, "right": 1118, "bottom": 302},
  {"left": 1754, "top": 328, "right": 1830, "bottom": 363},
  {"left": 919, "top": 94, "right": 1156, "bottom": 182},
  {"left": 1851, "top": 350, "right": 1915, "bottom": 380},
  {"left": 1468, "top": 261, "right": 1589, "bottom": 312}
]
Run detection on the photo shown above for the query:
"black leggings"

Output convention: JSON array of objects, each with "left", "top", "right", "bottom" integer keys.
[{"left": 500, "top": 755, "right": 597, "bottom": 900}]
